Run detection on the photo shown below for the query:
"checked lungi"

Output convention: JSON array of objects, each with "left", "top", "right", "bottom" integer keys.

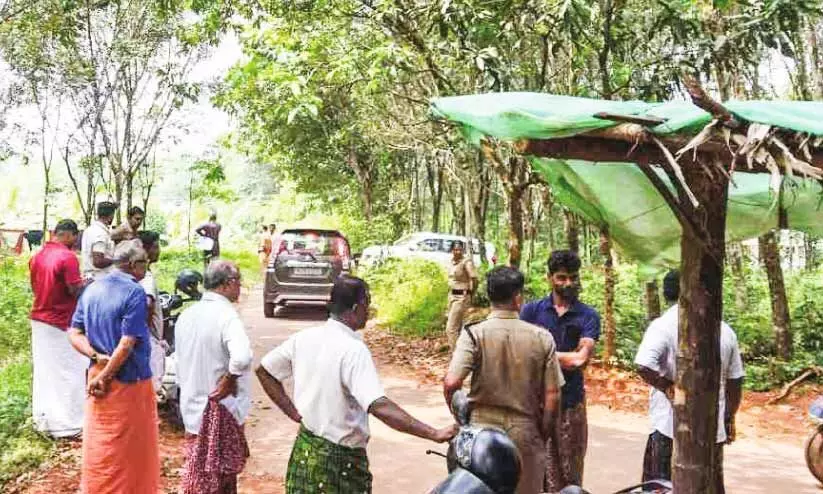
[
  {"left": 545, "top": 401, "right": 588, "bottom": 492},
  {"left": 286, "top": 425, "right": 372, "bottom": 494}
]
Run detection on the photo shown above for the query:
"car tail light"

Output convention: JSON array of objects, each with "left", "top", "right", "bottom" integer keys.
[
  {"left": 491, "top": 255, "right": 498, "bottom": 265},
  {"left": 334, "top": 237, "right": 351, "bottom": 269}
]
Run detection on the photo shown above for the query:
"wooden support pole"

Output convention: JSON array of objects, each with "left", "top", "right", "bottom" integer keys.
[{"left": 673, "top": 163, "right": 728, "bottom": 494}]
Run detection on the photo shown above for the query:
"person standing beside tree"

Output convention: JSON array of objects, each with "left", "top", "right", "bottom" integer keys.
[
  {"left": 445, "top": 240, "right": 478, "bottom": 348},
  {"left": 520, "top": 249, "right": 600, "bottom": 492},
  {"left": 634, "top": 270, "right": 744, "bottom": 492}
]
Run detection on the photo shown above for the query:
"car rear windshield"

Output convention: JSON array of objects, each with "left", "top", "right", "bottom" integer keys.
[{"left": 278, "top": 230, "right": 349, "bottom": 257}]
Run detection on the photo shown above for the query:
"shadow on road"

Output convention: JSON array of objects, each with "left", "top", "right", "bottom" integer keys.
[{"left": 273, "top": 306, "right": 329, "bottom": 321}]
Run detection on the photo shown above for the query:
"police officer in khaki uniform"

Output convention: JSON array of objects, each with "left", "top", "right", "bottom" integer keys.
[
  {"left": 445, "top": 240, "right": 478, "bottom": 348},
  {"left": 444, "top": 266, "right": 564, "bottom": 494}
]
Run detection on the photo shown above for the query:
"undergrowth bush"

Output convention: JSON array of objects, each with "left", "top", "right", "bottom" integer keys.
[
  {"left": 0, "top": 256, "right": 52, "bottom": 487},
  {"left": 361, "top": 258, "right": 448, "bottom": 337}
]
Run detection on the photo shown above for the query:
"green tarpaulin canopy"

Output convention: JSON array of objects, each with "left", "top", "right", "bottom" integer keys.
[{"left": 430, "top": 92, "right": 823, "bottom": 269}]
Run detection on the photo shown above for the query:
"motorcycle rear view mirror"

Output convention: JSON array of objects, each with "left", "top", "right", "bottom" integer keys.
[
  {"left": 450, "top": 390, "right": 470, "bottom": 426},
  {"left": 169, "top": 294, "right": 184, "bottom": 311}
]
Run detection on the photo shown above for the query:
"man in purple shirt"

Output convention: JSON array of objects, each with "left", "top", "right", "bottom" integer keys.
[{"left": 520, "top": 249, "right": 600, "bottom": 492}]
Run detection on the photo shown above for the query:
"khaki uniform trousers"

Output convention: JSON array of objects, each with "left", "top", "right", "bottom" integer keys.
[
  {"left": 472, "top": 406, "right": 545, "bottom": 494},
  {"left": 446, "top": 293, "right": 470, "bottom": 348}
]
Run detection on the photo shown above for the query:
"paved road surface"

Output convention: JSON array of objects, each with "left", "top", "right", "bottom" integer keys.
[{"left": 236, "top": 289, "right": 821, "bottom": 493}]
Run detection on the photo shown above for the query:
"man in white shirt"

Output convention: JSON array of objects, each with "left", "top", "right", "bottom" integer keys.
[
  {"left": 634, "top": 270, "right": 744, "bottom": 493},
  {"left": 175, "top": 260, "right": 253, "bottom": 491},
  {"left": 81, "top": 201, "right": 117, "bottom": 281},
  {"left": 137, "top": 231, "right": 167, "bottom": 395},
  {"left": 257, "top": 275, "right": 457, "bottom": 493}
]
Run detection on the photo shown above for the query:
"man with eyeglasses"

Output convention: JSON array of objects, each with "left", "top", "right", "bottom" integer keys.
[
  {"left": 68, "top": 239, "right": 160, "bottom": 492},
  {"left": 175, "top": 260, "right": 253, "bottom": 493}
]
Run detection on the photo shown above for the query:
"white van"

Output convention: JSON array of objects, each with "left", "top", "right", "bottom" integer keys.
[{"left": 361, "top": 232, "right": 497, "bottom": 269}]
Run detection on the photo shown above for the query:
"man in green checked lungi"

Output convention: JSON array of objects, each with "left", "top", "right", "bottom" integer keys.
[{"left": 256, "top": 275, "right": 458, "bottom": 493}]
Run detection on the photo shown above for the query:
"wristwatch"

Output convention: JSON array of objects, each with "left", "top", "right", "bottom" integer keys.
[{"left": 90, "top": 353, "right": 99, "bottom": 364}]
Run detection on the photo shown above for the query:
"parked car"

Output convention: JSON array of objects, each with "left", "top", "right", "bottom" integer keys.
[
  {"left": 264, "top": 228, "right": 353, "bottom": 317},
  {"left": 360, "top": 232, "right": 496, "bottom": 269}
]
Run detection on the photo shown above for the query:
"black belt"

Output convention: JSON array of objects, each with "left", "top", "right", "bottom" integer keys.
[{"left": 451, "top": 289, "right": 468, "bottom": 295}]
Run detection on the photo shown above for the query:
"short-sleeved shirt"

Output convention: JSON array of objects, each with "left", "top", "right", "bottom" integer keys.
[
  {"left": 520, "top": 295, "right": 601, "bottom": 409},
  {"left": 29, "top": 242, "right": 84, "bottom": 329},
  {"left": 448, "top": 257, "right": 477, "bottom": 291},
  {"left": 139, "top": 270, "right": 163, "bottom": 339},
  {"left": 448, "top": 310, "right": 565, "bottom": 420},
  {"left": 71, "top": 270, "right": 152, "bottom": 382},
  {"left": 260, "top": 318, "right": 386, "bottom": 449},
  {"left": 80, "top": 220, "right": 114, "bottom": 280},
  {"left": 634, "top": 305, "right": 745, "bottom": 443},
  {"left": 197, "top": 222, "right": 221, "bottom": 256},
  {"left": 111, "top": 222, "right": 136, "bottom": 243}
]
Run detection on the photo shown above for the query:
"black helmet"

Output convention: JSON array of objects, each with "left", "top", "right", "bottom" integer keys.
[
  {"left": 175, "top": 269, "right": 203, "bottom": 299},
  {"left": 447, "top": 425, "right": 521, "bottom": 494}
]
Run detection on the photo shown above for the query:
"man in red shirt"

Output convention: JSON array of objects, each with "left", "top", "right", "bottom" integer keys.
[{"left": 29, "top": 219, "right": 88, "bottom": 438}]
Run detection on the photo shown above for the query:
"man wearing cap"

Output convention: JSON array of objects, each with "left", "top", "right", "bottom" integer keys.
[
  {"left": 29, "top": 219, "right": 88, "bottom": 439},
  {"left": 81, "top": 201, "right": 117, "bottom": 281}
]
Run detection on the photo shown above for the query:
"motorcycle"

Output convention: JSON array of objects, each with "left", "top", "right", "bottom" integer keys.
[
  {"left": 156, "top": 269, "right": 203, "bottom": 424},
  {"left": 427, "top": 391, "right": 672, "bottom": 494},
  {"left": 806, "top": 396, "right": 823, "bottom": 483}
]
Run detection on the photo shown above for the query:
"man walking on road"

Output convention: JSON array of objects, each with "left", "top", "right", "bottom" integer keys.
[
  {"left": 444, "top": 266, "right": 564, "bottom": 494},
  {"left": 81, "top": 201, "right": 117, "bottom": 282},
  {"left": 257, "top": 275, "right": 457, "bottom": 493},
  {"left": 175, "top": 260, "right": 253, "bottom": 493},
  {"left": 68, "top": 240, "right": 160, "bottom": 493},
  {"left": 29, "top": 219, "right": 87, "bottom": 439},
  {"left": 635, "top": 270, "right": 744, "bottom": 492},
  {"left": 520, "top": 249, "right": 600, "bottom": 492},
  {"left": 445, "top": 240, "right": 478, "bottom": 348}
]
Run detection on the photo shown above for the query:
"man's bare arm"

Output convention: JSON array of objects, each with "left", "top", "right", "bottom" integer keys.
[
  {"left": 256, "top": 365, "right": 302, "bottom": 423},
  {"left": 637, "top": 365, "right": 674, "bottom": 398},
  {"left": 557, "top": 338, "right": 596, "bottom": 370},
  {"left": 369, "top": 397, "right": 457, "bottom": 443},
  {"left": 68, "top": 328, "right": 98, "bottom": 359},
  {"left": 725, "top": 377, "right": 744, "bottom": 443}
]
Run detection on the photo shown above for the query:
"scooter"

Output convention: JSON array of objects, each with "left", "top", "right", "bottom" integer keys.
[
  {"left": 156, "top": 269, "right": 203, "bottom": 424},
  {"left": 806, "top": 396, "right": 823, "bottom": 483},
  {"left": 427, "top": 391, "right": 672, "bottom": 494}
]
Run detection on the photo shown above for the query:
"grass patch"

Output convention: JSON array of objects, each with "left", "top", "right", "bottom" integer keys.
[{"left": 361, "top": 258, "right": 448, "bottom": 337}]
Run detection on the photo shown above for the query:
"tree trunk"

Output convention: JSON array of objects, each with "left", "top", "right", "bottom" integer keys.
[
  {"left": 563, "top": 208, "right": 579, "bottom": 253},
  {"left": 727, "top": 242, "right": 748, "bottom": 312},
  {"left": 472, "top": 154, "right": 492, "bottom": 265},
  {"left": 42, "top": 167, "right": 50, "bottom": 236},
  {"left": 645, "top": 280, "right": 660, "bottom": 322},
  {"left": 600, "top": 226, "right": 616, "bottom": 365},
  {"left": 426, "top": 159, "right": 444, "bottom": 232},
  {"left": 805, "top": 234, "right": 818, "bottom": 270},
  {"left": 673, "top": 163, "right": 728, "bottom": 494},
  {"left": 758, "top": 231, "right": 793, "bottom": 360},
  {"left": 508, "top": 185, "right": 526, "bottom": 268}
]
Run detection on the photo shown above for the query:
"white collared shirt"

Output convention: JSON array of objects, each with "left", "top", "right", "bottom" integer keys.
[
  {"left": 260, "top": 318, "right": 386, "bottom": 449},
  {"left": 634, "top": 305, "right": 745, "bottom": 443},
  {"left": 81, "top": 220, "right": 114, "bottom": 280},
  {"left": 175, "top": 291, "right": 254, "bottom": 435}
]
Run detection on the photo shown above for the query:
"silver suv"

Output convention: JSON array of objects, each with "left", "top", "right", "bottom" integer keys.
[{"left": 264, "top": 229, "right": 352, "bottom": 317}]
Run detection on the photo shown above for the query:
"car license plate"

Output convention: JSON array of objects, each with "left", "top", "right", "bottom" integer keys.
[{"left": 293, "top": 267, "right": 323, "bottom": 277}]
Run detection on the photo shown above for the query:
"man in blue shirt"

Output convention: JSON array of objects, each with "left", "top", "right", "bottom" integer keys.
[
  {"left": 520, "top": 249, "right": 600, "bottom": 492},
  {"left": 68, "top": 239, "right": 160, "bottom": 493}
]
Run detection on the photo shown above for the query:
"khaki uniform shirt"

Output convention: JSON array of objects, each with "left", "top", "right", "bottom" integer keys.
[
  {"left": 447, "top": 309, "right": 565, "bottom": 419},
  {"left": 448, "top": 257, "right": 477, "bottom": 291}
]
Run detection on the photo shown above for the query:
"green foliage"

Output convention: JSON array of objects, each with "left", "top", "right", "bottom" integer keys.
[
  {"left": 361, "top": 258, "right": 449, "bottom": 337},
  {"left": 151, "top": 247, "right": 262, "bottom": 289},
  {"left": 0, "top": 257, "right": 32, "bottom": 363},
  {"left": 0, "top": 257, "right": 52, "bottom": 487}
]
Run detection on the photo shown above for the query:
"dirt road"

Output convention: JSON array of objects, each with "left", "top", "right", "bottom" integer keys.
[
  {"left": 236, "top": 289, "right": 821, "bottom": 494},
  {"left": 16, "top": 287, "right": 822, "bottom": 493}
]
